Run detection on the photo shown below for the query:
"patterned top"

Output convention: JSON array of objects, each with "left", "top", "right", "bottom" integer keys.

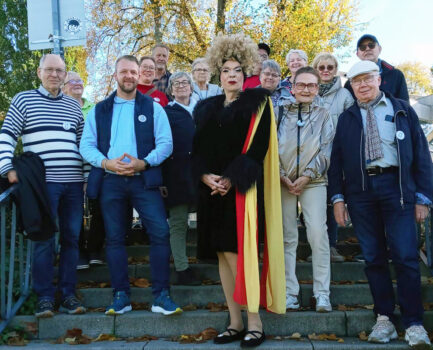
[{"left": 0, "top": 88, "right": 85, "bottom": 183}]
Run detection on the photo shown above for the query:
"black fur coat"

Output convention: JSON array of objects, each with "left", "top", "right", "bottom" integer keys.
[{"left": 192, "top": 88, "right": 271, "bottom": 259}]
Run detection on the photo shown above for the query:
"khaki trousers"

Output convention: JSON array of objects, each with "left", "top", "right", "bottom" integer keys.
[{"left": 281, "top": 185, "right": 331, "bottom": 296}]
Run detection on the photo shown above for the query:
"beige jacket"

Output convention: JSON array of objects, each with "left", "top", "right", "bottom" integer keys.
[
  {"left": 318, "top": 76, "right": 354, "bottom": 128},
  {"left": 278, "top": 100, "right": 335, "bottom": 187}
]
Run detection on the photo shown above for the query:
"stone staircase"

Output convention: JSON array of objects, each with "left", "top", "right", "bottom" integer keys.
[{"left": 5, "top": 226, "right": 433, "bottom": 349}]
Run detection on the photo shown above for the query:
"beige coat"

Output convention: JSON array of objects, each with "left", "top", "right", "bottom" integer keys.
[
  {"left": 278, "top": 100, "right": 335, "bottom": 187},
  {"left": 318, "top": 76, "right": 354, "bottom": 129}
]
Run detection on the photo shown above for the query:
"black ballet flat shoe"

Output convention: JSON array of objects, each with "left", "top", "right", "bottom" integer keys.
[
  {"left": 213, "top": 328, "right": 246, "bottom": 344},
  {"left": 240, "top": 330, "right": 266, "bottom": 348}
]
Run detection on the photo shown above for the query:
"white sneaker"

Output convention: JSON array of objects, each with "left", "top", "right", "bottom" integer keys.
[
  {"left": 285, "top": 292, "right": 300, "bottom": 310},
  {"left": 315, "top": 293, "right": 332, "bottom": 312},
  {"left": 405, "top": 325, "right": 431, "bottom": 349},
  {"left": 368, "top": 315, "right": 398, "bottom": 343}
]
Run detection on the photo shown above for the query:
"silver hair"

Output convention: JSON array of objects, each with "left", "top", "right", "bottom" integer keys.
[
  {"left": 261, "top": 59, "right": 281, "bottom": 75},
  {"left": 191, "top": 57, "right": 209, "bottom": 71},
  {"left": 39, "top": 54, "right": 65, "bottom": 68},
  {"left": 285, "top": 49, "right": 308, "bottom": 65},
  {"left": 168, "top": 71, "right": 193, "bottom": 94}
]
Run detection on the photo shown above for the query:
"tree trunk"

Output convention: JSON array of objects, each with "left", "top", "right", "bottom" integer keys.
[
  {"left": 216, "top": 0, "right": 226, "bottom": 34},
  {"left": 150, "top": 0, "right": 162, "bottom": 43}
]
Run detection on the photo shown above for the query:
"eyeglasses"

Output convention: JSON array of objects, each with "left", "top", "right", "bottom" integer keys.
[
  {"left": 294, "top": 82, "right": 318, "bottom": 91},
  {"left": 41, "top": 67, "right": 66, "bottom": 76},
  {"left": 350, "top": 74, "right": 378, "bottom": 87},
  {"left": 172, "top": 80, "right": 189, "bottom": 88},
  {"left": 65, "top": 79, "right": 83, "bottom": 85},
  {"left": 193, "top": 68, "right": 209, "bottom": 73},
  {"left": 318, "top": 65, "right": 335, "bottom": 72},
  {"left": 358, "top": 42, "right": 376, "bottom": 51},
  {"left": 140, "top": 65, "right": 155, "bottom": 71},
  {"left": 262, "top": 72, "right": 280, "bottom": 79},
  {"left": 259, "top": 53, "right": 268, "bottom": 60}
]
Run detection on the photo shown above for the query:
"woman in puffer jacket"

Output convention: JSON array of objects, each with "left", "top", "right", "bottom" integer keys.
[
  {"left": 312, "top": 53, "right": 354, "bottom": 263},
  {"left": 278, "top": 66, "right": 335, "bottom": 313}
]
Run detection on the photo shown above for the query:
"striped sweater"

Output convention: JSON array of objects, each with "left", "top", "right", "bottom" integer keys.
[{"left": 0, "top": 89, "right": 85, "bottom": 183}]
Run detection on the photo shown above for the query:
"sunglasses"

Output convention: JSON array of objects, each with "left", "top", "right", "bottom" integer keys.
[
  {"left": 318, "top": 65, "right": 335, "bottom": 71},
  {"left": 358, "top": 42, "right": 376, "bottom": 51}
]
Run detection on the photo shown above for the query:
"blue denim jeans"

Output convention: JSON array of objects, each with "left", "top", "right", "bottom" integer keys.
[
  {"left": 32, "top": 182, "right": 83, "bottom": 301},
  {"left": 326, "top": 187, "right": 338, "bottom": 248},
  {"left": 346, "top": 172, "right": 423, "bottom": 328},
  {"left": 99, "top": 174, "right": 170, "bottom": 298}
]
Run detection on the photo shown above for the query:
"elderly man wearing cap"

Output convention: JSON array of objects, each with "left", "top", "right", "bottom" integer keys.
[
  {"left": 328, "top": 60, "right": 432, "bottom": 348},
  {"left": 345, "top": 34, "right": 409, "bottom": 101}
]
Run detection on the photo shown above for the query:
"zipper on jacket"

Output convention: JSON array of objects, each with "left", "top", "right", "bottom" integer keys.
[
  {"left": 395, "top": 109, "right": 405, "bottom": 208},
  {"left": 360, "top": 130, "right": 365, "bottom": 191}
]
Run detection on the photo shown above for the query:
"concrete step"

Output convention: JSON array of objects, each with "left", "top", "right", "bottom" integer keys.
[
  {"left": 76, "top": 284, "right": 433, "bottom": 309},
  {"left": 76, "top": 261, "right": 429, "bottom": 284},
  {"left": 2, "top": 338, "right": 415, "bottom": 349},
  {"left": 123, "top": 241, "right": 362, "bottom": 260},
  {"left": 125, "top": 225, "right": 357, "bottom": 245},
  {"left": 9, "top": 309, "right": 433, "bottom": 340}
]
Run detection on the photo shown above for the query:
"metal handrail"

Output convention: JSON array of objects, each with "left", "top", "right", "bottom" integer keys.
[{"left": 0, "top": 184, "right": 33, "bottom": 334}]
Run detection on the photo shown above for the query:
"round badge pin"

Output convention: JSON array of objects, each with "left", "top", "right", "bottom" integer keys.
[
  {"left": 154, "top": 97, "right": 160, "bottom": 102},
  {"left": 396, "top": 130, "right": 405, "bottom": 140},
  {"left": 138, "top": 115, "right": 147, "bottom": 123},
  {"left": 63, "top": 121, "right": 71, "bottom": 130}
]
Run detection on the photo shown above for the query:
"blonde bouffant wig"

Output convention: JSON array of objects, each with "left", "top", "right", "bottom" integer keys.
[{"left": 205, "top": 32, "right": 259, "bottom": 76}]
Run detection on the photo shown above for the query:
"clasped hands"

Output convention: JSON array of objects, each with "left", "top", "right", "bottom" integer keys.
[
  {"left": 280, "top": 175, "right": 310, "bottom": 196},
  {"left": 104, "top": 153, "right": 146, "bottom": 176},
  {"left": 202, "top": 174, "right": 231, "bottom": 196}
]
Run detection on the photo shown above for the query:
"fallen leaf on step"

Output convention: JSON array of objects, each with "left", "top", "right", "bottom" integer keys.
[
  {"left": 132, "top": 278, "right": 150, "bottom": 288},
  {"left": 289, "top": 332, "right": 302, "bottom": 339},
  {"left": 205, "top": 302, "right": 228, "bottom": 312},
  {"left": 5, "top": 331, "right": 27, "bottom": 346},
  {"left": 126, "top": 335, "right": 158, "bottom": 342},
  {"left": 363, "top": 304, "right": 374, "bottom": 310},
  {"left": 182, "top": 304, "right": 197, "bottom": 311},
  {"left": 172, "top": 328, "right": 217, "bottom": 343},
  {"left": 358, "top": 331, "right": 368, "bottom": 341},
  {"left": 94, "top": 333, "right": 118, "bottom": 341},
  {"left": 131, "top": 302, "right": 150, "bottom": 310},
  {"left": 24, "top": 321, "right": 38, "bottom": 335},
  {"left": 55, "top": 329, "right": 92, "bottom": 345},
  {"left": 337, "top": 338, "right": 344, "bottom": 342}
]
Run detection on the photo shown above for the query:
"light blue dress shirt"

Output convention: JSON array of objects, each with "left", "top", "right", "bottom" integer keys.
[{"left": 80, "top": 96, "right": 172, "bottom": 169}]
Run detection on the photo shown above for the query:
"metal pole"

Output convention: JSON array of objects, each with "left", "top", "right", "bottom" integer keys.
[{"left": 51, "top": 0, "right": 63, "bottom": 57}]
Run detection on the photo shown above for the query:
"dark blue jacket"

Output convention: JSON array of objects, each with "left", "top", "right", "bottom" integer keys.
[
  {"left": 162, "top": 103, "right": 196, "bottom": 208},
  {"left": 345, "top": 60, "right": 409, "bottom": 101},
  {"left": 328, "top": 92, "right": 433, "bottom": 204},
  {"left": 87, "top": 91, "right": 162, "bottom": 199}
]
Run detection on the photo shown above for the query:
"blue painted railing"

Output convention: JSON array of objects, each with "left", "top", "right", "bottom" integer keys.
[{"left": 0, "top": 185, "right": 32, "bottom": 334}]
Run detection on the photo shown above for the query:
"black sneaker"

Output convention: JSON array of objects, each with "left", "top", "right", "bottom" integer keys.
[
  {"left": 89, "top": 252, "right": 104, "bottom": 266},
  {"left": 35, "top": 299, "right": 55, "bottom": 318},
  {"left": 76, "top": 253, "right": 90, "bottom": 270},
  {"left": 174, "top": 267, "right": 201, "bottom": 286},
  {"left": 59, "top": 296, "right": 86, "bottom": 314}
]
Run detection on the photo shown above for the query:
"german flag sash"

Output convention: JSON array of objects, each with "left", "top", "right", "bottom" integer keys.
[{"left": 233, "top": 97, "right": 286, "bottom": 314}]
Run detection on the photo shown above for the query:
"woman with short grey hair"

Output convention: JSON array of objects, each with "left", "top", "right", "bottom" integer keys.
[
  {"left": 163, "top": 71, "right": 199, "bottom": 285},
  {"left": 190, "top": 58, "right": 222, "bottom": 101},
  {"left": 281, "top": 49, "right": 308, "bottom": 94},
  {"left": 259, "top": 60, "right": 293, "bottom": 120}
]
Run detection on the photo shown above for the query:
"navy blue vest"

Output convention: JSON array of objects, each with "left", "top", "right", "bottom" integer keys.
[{"left": 86, "top": 91, "right": 162, "bottom": 198}]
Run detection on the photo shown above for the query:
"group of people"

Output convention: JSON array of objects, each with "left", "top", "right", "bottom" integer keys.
[{"left": 0, "top": 31, "right": 431, "bottom": 349}]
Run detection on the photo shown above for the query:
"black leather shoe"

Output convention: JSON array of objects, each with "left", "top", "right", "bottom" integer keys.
[
  {"left": 213, "top": 328, "right": 246, "bottom": 344},
  {"left": 240, "top": 330, "right": 266, "bottom": 347}
]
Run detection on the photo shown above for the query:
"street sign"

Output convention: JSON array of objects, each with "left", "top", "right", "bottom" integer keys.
[{"left": 27, "top": 0, "right": 86, "bottom": 51}]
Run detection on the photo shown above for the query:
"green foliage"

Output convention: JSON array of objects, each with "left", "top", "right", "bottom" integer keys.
[{"left": 0, "top": 0, "right": 44, "bottom": 115}]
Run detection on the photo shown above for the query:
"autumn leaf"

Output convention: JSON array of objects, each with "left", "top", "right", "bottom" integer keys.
[
  {"left": 182, "top": 304, "right": 198, "bottom": 311},
  {"left": 289, "top": 332, "right": 302, "bottom": 339},
  {"left": 94, "top": 333, "right": 118, "bottom": 342},
  {"left": 132, "top": 278, "right": 150, "bottom": 288},
  {"left": 206, "top": 302, "right": 228, "bottom": 312},
  {"left": 359, "top": 331, "right": 368, "bottom": 341},
  {"left": 24, "top": 321, "right": 38, "bottom": 335},
  {"left": 126, "top": 335, "right": 158, "bottom": 342}
]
